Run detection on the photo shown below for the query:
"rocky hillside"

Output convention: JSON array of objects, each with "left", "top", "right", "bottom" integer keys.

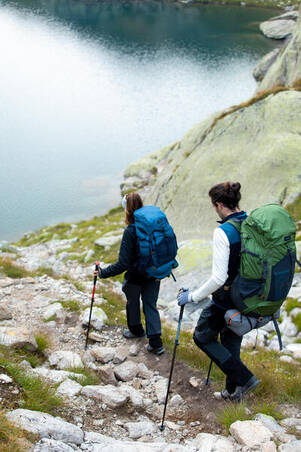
[
  {"left": 0, "top": 232, "right": 301, "bottom": 451},
  {"left": 123, "top": 5, "right": 301, "bottom": 244}
]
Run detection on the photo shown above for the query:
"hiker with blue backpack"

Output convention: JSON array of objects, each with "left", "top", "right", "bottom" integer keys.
[
  {"left": 95, "top": 192, "right": 178, "bottom": 356},
  {"left": 177, "top": 181, "right": 297, "bottom": 402}
]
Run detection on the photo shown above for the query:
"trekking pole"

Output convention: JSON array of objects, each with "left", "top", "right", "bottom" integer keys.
[
  {"left": 160, "top": 303, "right": 185, "bottom": 432},
  {"left": 85, "top": 262, "right": 99, "bottom": 350},
  {"left": 205, "top": 359, "right": 213, "bottom": 385}
]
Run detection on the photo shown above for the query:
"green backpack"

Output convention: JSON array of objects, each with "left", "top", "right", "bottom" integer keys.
[{"left": 229, "top": 204, "right": 297, "bottom": 318}]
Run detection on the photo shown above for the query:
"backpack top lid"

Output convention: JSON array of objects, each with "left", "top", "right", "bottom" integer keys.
[
  {"left": 134, "top": 206, "right": 167, "bottom": 233},
  {"left": 242, "top": 203, "right": 296, "bottom": 242}
]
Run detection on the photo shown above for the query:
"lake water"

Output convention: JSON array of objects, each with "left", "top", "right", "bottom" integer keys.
[{"left": 0, "top": 0, "right": 277, "bottom": 241}]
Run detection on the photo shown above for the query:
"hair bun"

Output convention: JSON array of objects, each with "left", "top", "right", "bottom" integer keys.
[{"left": 230, "top": 182, "right": 241, "bottom": 193}]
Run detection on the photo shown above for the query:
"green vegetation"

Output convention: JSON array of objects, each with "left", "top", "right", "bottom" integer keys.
[
  {"left": 67, "top": 367, "right": 100, "bottom": 386},
  {"left": 216, "top": 401, "right": 283, "bottom": 433},
  {"left": 0, "top": 258, "right": 32, "bottom": 279},
  {"left": 285, "top": 297, "right": 300, "bottom": 314},
  {"left": 0, "top": 410, "right": 36, "bottom": 452},
  {"left": 292, "top": 312, "right": 301, "bottom": 332},
  {"left": 34, "top": 333, "right": 51, "bottom": 353},
  {"left": 0, "top": 346, "right": 62, "bottom": 414},
  {"left": 287, "top": 194, "right": 301, "bottom": 226},
  {"left": 98, "top": 282, "right": 127, "bottom": 326},
  {"left": 59, "top": 299, "right": 82, "bottom": 313}
]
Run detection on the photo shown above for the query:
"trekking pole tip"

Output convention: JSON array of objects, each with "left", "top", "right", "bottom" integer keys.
[{"left": 159, "top": 425, "right": 165, "bottom": 432}]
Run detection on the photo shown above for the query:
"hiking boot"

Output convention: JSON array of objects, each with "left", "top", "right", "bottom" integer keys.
[
  {"left": 147, "top": 344, "right": 165, "bottom": 356},
  {"left": 220, "top": 389, "right": 232, "bottom": 401},
  {"left": 230, "top": 376, "right": 260, "bottom": 402},
  {"left": 123, "top": 329, "right": 145, "bottom": 339}
]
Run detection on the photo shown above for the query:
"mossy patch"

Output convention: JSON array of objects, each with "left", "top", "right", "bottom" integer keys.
[
  {"left": 177, "top": 240, "right": 212, "bottom": 275},
  {"left": 285, "top": 298, "right": 300, "bottom": 315}
]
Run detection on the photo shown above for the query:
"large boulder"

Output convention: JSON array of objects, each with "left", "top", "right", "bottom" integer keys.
[
  {"left": 229, "top": 420, "right": 273, "bottom": 448},
  {"left": 81, "top": 307, "right": 108, "bottom": 332},
  {"left": 260, "top": 19, "right": 296, "bottom": 40},
  {"left": 48, "top": 351, "right": 84, "bottom": 370},
  {"left": 258, "top": 6, "right": 301, "bottom": 91},
  {"left": 0, "top": 327, "right": 38, "bottom": 351},
  {"left": 130, "top": 90, "right": 301, "bottom": 242},
  {"left": 6, "top": 409, "right": 84, "bottom": 445}
]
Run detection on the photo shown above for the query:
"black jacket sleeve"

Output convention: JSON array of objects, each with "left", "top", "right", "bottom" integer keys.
[{"left": 100, "top": 226, "right": 136, "bottom": 278}]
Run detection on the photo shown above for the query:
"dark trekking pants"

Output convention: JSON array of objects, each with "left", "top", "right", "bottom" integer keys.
[
  {"left": 122, "top": 279, "right": 162, "bottom": 348},
  {"left": 193, "top": 302, "right": 253, "bottom": 392}
]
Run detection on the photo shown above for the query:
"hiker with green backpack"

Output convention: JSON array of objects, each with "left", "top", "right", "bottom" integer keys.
[
  {"left": 95, "top": 192, "right": 178, "bottom": 356},
  {"left": 177, "top": 181, "right": 297, "bottom": 402}
]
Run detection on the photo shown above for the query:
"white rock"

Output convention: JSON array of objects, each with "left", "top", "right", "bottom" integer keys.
[
  {"left": 281, "top": 418, "right": 301, "bottom": 429},
  {"left": 279, "top": 441, "right": 301, "bottom": 452},
  {"left": 43, "top": 303, "right": 64, "bottom": 321},
  {"left": 279, "top": 355, "right": 298, "bottom": 364},
  {"left": 33, "top": 438, "right": 78, "bottom": 451},
  {"left": 94, "top": 235, "right": 122, "bottom": 248},
  {"left": 6, "top": 409, "right": 84, "bottom": 444},
  {"left": 114, "top": 361, "right": 139, "bottom": 382},
  {"left": 261, "top": 442, "right": 277, "bottom": 452},
  {"left": 81, "top": 384, "right": 129, "bottom": 408},
  {"left": 84, "top": 431, "right": 116, "bottom": 444},
  {"left": 230, "top": 420, "right": 272, "bottom": 448},
  {"left": 154, "top": 378, "right": 168, "bottom": 404},
  {"left": 56, "top": 379, "right": 82, "bottom": 397},
  {"left": 0, "top": 327, "right": 37, "bottom": 350},
  {"left": 260, "top": 19, "right": 296, "bottom": 40},
  {"left": 0, "top": 374, "right": 13, "bottom": 383},
  {"left": 119, "top": 383, "right": 144, "bottom": 408},
  {"left": 129, "top": 343, "right": 139, "bottom": 356},
  {"left": 137, "top": 362, "right": 152, "bottom": 379},
  {"left": 81, "top": 307, "right": 108, "bottom": 332},
  {"left": 280, "top": 317, "right": 298, "bottom": 337},
  {"left": 0, "top": 304, "right": 13, "bottom": 321},
  {"left": 169, "top": 394, "right": 184, "bottom": 408},
  {"left": 31, "top": 368, "right": 79, "bottom": 384},
  {"left": 285, "top": 343, "right": 301, "bottom": 359},
  {"left": 90, "top": 347, "right": 115, "bottom": 363},
  {"left": 125, "top": 421, "right": 156, "bottom": 439},
  {"left": 191, "top": 432, "right": 235, "bottom": 451},
  {"left": 254, "top": 413, "right": 285, "bottom": 433},
  {"left": 288, "top": 286, "right": 301, "bottom": 299},
  {"left": 48, "top": 351, "right": 84, "bottom": 370}
]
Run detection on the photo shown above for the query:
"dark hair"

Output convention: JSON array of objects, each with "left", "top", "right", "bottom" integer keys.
[
  {"left": 208, "top": 182, "right": 241, "bottom": 210},
  {"left": 125, "top": 192, "right": 143, "bottom": 224}
]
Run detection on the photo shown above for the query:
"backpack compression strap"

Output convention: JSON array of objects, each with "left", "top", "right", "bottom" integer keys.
[{"left": 272, "top": 317, "right": 283, "bottom": 351}]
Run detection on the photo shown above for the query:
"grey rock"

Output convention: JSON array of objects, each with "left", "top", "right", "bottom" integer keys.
[
  {"left": 81, "top": 307, "right": 108, "bottom": 332},
  {"left": 279, "top": 441, "right": 301, "bottom": 452},
  {"left": 254, "top": 413, "right": 285, "bottom": 433},
  {"left": 281, "top": 417, "right": 301, "bottom": 428},
  {"left": 90, "top": 346, "right": 115, "bottom": 364},
  {"left": 43, "top": 303, "right": 64, "bottom": 321},
  {"left": 0, "top": 327, "right": 37, "bottom": 350},
  {"left": 98, "top": 365, "right": 118, "bottom": 386},
  {"left": 0, "top": 304, "right": 13, "bottom": 321},
  {"left": 0, "top": 373, "right": 13, "bottom": 383},
  {"left": 285, "top": 343, "right": 301, "bottom": 359},
  {"left": 280, "top": 317, "right": 298, "bottom": 337},
  {"left": 84, "top": 431, "right": 116, "bottom": 444},
  {"left": 6, "top": 409, "right": 84, "bottom": 444},
  {"left": 137, "top": 362, "right": 152, "bottom": 379},
  {"left": 31, "top": 368, "right": 79, "bottom": 384},
  {"left": 81, "top": 384, "right": 129, "bottom": 408},
  {"left": 260, "top": 19, "right": 296, "bottom": 40},
  {"left": 169, "top": 394, "right": 184, "bottom": 408},
  {"left": 94, "top": 235, "right": 122, "bottom": 248},
  {"left": 33, "top": 438, "right": 79, "bottom": 451},
  {"left": 261, "top": 442, "right": 277, "bottom": 452},
  {"left": 125, "top": 421, "right": 156, "bottom": 439},
  {"left": 270, "top": 11, "right": 299, "bottom": 22},
  {"left": 253, "top": 49, "right": 281, "bottom": 82},
  {"left": 154, "top": 378, "right": 168, "bottom": 404},
  {"left": 49, "top": 351, "right": 84, "bottom": 370},
  {"left": 114, "top": 360, "right": 139, "bottom": 382},
  {"left": 112, "top": 346, "right": 128, "bottom": 364},
  {"left": 119, "top": 383, "right": 144, "bottom": 408},
  {"left": 229, "top": 420, "right": 273, "bottom": 448},
  {"left": 191, "top": 432, "right": 235, "bottom": 451},
  {"left": 56, "top": 379, "right": 82, "bottom": 397},
  {"left": 129, "top": 343, "right": 139, "bottom": 356}
]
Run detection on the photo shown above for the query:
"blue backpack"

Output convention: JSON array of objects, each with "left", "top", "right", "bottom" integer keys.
[{"left": 134, "top": 206, "right": 178, "bottom": 279}]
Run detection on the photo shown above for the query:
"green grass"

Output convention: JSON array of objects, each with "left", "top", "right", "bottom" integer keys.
[
  {"left": 0, "top": 410, "right": 36, "bottom": 452},
  {"left": 98, "top": 283, "right": 127, "bottom": 326},
  {"left": 59, "top": 299, "right": 82, "bottom": 313},
  {"left": 0, "top": 346, "right": 62, "bottom": 414},
  {"left": 292, "top": 313, "right": 301, "bottom": 332},
  {"left": 67, "top": 367, "right": 100, "bottom": 386},
  {"left": 285, "top": 298, "right": 300, "bottom": 315},
  {"left": 0, "top": 258, "right": 32, "bottom": 279},
  {"left": 34, "top": 334, "right": 50, "bottom": 353},
  {"left": 43, "top": 315, "right": 56, "bottom": 323},
  {"left": 216, "top": 401, "right": 284, "bottom": 433}
]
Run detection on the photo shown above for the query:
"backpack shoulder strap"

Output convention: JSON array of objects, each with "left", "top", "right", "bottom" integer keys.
[{"left": 226, "top": 218, "right": 243, "bottom": 234}]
